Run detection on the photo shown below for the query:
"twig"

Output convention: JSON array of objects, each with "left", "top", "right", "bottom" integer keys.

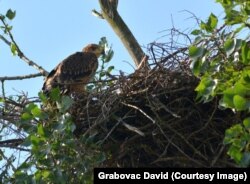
[
  {"left": 121, "top": 102, "right": 155, "bottom": 124},
  {"left": 1, "top": 80, "right": 6, "bottom": 99},
  {"left": 0, "top": 20, "right": 48, "bottom": 76},
  {"left": 0, "top": 138, "right": 23, "bottom": 146},
  {"left": 0, "top": 73, "right": 43, "bottom": 81},
  {"left": 1, "top": 80, "right": 6, "bottom": 114},
  {"left": 0, "top": 34, "right": 11, "bottom": 45},
  {"left": 98, "top": 116, "right": 122, "bottom": 144},
  {"left": 0, "top": 149, "right": 16, "bottom": 171},
  {"left": 210, "top": 145, "right": 225, "bottom": 167},
  {"left": 122, "top": 121, "right": 145, "bottom": 136}
]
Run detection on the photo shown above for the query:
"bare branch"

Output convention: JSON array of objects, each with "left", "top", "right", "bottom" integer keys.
[
  {"left": 0, "top": 138, "right": 23, "bottom": 146},
  {"left": 0, "top": 73, "right": 43, "bottom": 81},
  {"left": 0, "top": 19, "right": 48, "bottom": 76},
  {"left": 98, "top": 0, "right": 147, "bottom": 68}
]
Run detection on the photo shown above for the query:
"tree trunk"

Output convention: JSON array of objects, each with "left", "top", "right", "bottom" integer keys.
[{"left": 98, "top": 0, "right": 145, "bottom": 68}]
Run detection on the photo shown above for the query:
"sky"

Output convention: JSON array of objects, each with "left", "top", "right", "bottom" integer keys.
[{"left": 0, "top": 0, "right": 223, "bottom": 97}]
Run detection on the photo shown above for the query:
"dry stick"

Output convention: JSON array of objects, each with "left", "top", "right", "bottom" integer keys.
[
  {"left": 0, "top": 138, "right": 24, "bottom": 146},
  {"left": 98, "top": 0, "right": 147, "bottom": 68},
  {"left": 0, "top": 20, "right": 48, "bottom": 76},
  {"left": 0, "top": 149, "right": 16, "bottom": 171},
  {"left": 121, "top": 102, "right": 155, "bottom": 124},
  {"left": 0, "top": 73, "right": 43, "bottom": 81},
  {"left": 147, "top": 95, "right": 208, "bottom": 162}
]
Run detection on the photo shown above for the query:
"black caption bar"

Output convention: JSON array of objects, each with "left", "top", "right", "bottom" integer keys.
[{"left": 94, "top": 168, "right": 250, "bottom": 184}]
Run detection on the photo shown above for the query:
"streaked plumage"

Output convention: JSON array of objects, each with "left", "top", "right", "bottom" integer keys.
[{"left": 42, "top": 44, "right": 104, "bottom": 94}]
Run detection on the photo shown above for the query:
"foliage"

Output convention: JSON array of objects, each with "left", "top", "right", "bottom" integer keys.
[
  {"left": 189, "top": 0, "right": 250, "bottom": 166},
  {"left": 86, "top": 37, "right": 115, "bottom": 91},
  {"left": 0, "top": 8, "right": 113, "bottom": 181},
  {"left": 9, "top": 89, "right": 106, "bottom": 184}
]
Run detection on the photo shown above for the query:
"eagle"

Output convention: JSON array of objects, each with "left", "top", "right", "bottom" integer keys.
[{"left": 42, "top": 44, "right": 104, "bottom": 95}]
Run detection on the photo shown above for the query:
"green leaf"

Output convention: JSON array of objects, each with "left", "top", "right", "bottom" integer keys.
[
  {"left": 38, "top": 91, "right": 47, "bottom": 103},
  {"left": 16, "top": 162, "right": 32, "bottom": 171},
  {"left": 31, "top": 106, "right": 42, "bottom": 118},
  {"left": 30, "top": 135, "right": 41, "bottom": 146},
  {"left": 200, "top": 14, "right": 218, "bottom": 32},
  {"left": 190, "top": 59, "right": 201, "bottom": 76},
  {"left": 227, "top": 145, "right": 243, "bottom": 163},
  {"left": 25, "top": 103, "right": 37, "bottom": 112},
  {"left": 41, "top": 170, "right": 51, "bottom": 179},
  {"left": 224, "top": 38, "right": 235, "bottom": 56},
  {"left": 59, "top": 96, "right": 73, "bottom": 112},
  {"left": 225, "top": 9, "right": 241, "bottom": 25},
  {"left": 107, "top": 66, "right": 114, "bottom": 73},
  {"left": 99, "top": 37, "right": 107, "bottom": 47},
  {"left": 10, "top": 43, "right": 18, "bottom": 56},
  {"left": 49, "top": 87, "right": 61, "bottom": 101},
  {"left": 191, "top": 29, "right": 202, "bottom": 35},
  {"left": 234, "top": 83, "right": 250, "bottom": 96},
  {"left": 220, "top": 94, "right": 234, "bottom": 108},
  {"left": 195, "top": 76, "right": 216, "bottom": 102},
  {"left": 224, "top": 124, "right": 243, "bottom": 143},
  {"left": 104, "top": 49, "right": 114, "bottom": 63},
  {"left": 242, "top": 70, "right": 250, "bottom": 83},
  {"left": 37, "top": 124, "right": 45, "bottom": 137},
  {"left": 21, "top": 112, "right": 32, "bottom": 121},
  {"left": 233, "top": 95, "right": 247, "bottom": 110},
  {"left": 207, "top": 13, "right": 218, "bottom": 31},
  {"left": 6, "top": 9, "right": 16, "bottom": 20},
  {"left": 99, "top": 71, "right": 106, "bottom": 77},
  {"left": 243, "top": 117, "right": 250, "bottom": 129},
  {"left": 189, "top": 46, "right": 204, "bottom": 59},
  {"left": 241, "top": 42, "right": 250, "bottom": 64}
]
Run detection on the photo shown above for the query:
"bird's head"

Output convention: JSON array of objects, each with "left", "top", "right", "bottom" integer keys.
[{"left": 82, "top": 44, "right": 104, "bottom": 58}]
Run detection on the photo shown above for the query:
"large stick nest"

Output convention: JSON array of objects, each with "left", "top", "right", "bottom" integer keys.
[{"left": 69, "top": 42, "right": 238, "bottom": 168}]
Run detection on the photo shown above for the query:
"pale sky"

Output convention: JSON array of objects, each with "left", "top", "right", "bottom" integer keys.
[{"left": 0, "top": 0, "right": 222, "bottom": 97}]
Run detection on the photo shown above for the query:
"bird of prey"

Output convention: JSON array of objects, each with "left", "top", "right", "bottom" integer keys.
[{"left": 42, "top": 44, "right": 104, "bottom": 95}]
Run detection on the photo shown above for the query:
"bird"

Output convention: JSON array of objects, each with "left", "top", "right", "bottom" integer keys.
[{"left": 42, "top": 44, "right": 104, "bottom": 95}]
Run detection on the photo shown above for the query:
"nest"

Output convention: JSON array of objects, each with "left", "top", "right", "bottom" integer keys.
[{"left": 69, "top": 44, "right": 238, "bottom": 168}]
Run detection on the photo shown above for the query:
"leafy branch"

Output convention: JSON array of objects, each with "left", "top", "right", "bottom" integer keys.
[
  {"left": 189, "top": 0, "right": 250, "bottom": 166},
  {"left": 0, "top": 10, "right": 48, "bottom": 76}
]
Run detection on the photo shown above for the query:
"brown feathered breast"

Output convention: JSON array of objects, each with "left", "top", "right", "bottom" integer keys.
[{"left": 42, "top": 52, "right": 98, "bottom": 94}]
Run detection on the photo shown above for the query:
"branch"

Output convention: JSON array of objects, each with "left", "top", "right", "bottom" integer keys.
[
  {"left": 98, "top": 0, "right": 147, "bottom": 68},
  {"left": 0, "top": 138, "right": 24, "bottom": 146},
  {"left": 0, "top": 73, "right": 43, "bottom": 81},
  {"left": 0, "top": 34, "right": 10, "bottom": 45},
  {"left": 0, "top": 19, "right": 48, "bottom": 76}
]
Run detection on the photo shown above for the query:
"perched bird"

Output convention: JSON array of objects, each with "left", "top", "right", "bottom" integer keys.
[{"left": 42, "top": 44, "right": 104, "bottom": 95}]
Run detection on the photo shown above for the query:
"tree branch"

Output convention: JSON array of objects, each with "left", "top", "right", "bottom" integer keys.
[
  {"left": 98, "top": 0, "right": 147, "bottom": 68},
  {"left": 0, "top": 20, "right": 48, "bottom": 76},
  {"left": 0, "top": 73, "right": 43, "bottom": 81}
]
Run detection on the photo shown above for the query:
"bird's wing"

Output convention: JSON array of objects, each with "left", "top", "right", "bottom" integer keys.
[
  {"left": 42, "top": 64, "right": 61, "bottom": 93},
  {"left": 58, "top": 52, "right": 98, "bottom": 83},
  {"left": 42, "top": 52, "right": 98, "bottom": 93}
]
